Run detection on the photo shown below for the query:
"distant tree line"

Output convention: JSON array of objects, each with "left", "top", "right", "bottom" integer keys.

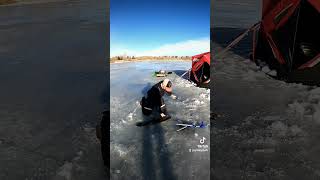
[
  {"left": 111, "top": 55, "right": 192, "bottom": 62},
  {"left": 0, "top": 0, "right": 16, "bottom": 5}
]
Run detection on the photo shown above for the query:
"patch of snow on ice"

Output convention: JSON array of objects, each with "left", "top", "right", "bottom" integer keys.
[
  {"left": 72, "top": 151, "right": 83, "bottom": 161},
  {"left": 268, "top": 70, "right": 277, "bottom": 77},
  {"left": 262, "top": 66, "right": 271, "bottom": 73},
  {"left": 287, "top": 87, "right": 320, "bottom": 123},
  {"left": 199, "top": 92, "right": 210, "bottom": 100},
  {"left": 194, "top": 99, "right": 201, "bottom": 105},
  {"left": 289, "top": 125, "right": 303, "bottom": 137},
  {"left": 263, "top": 115, "right": 283, "bottom": 122},
  {"left": 114, "top": 144, "right": 128, "bottom": 157},
  {"left": 242, "top": 69, "right": 266, "bottom": 81},
  {"left": 127, "top": 113, "right": 133, "bottom": 121},
  {"left": 55, "top": 162, "right": 73, "bottom": 180},
  {"left": 288, "top": 101, "right": 305, "bottom": 119},
  {"left": 271, "top": 121, "right": 288, "bottom": 137}
]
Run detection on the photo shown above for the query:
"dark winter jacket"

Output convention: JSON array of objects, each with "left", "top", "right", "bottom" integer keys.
[{"left": 142, "top": 81, "right": 171, "bottom": 114}]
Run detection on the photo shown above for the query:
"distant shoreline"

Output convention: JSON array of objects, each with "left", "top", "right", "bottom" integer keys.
[
  {"left": 110, "top": 56, "right": 192, "bottom": 64},
  {"left": 0, "top": 0, "right": 67, "bottom": 6},
  {"left": 110, "top": 58, "right": 191, "bottom": 64},
  {"left": 0, "top": 0, "right": 15, "bottom": 5}
]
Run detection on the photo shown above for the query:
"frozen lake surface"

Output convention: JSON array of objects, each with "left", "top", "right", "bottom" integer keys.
[
  {"left": 0, "top": 0, "right": 107, "bottom": 179},
  {"left": 212, "top": 1, "right": 320, "bottom": 179},
  {"left": 110, "top": 61, "right": 210, "bottom": 180},
  {"left": 213, "top": 45, "right": 320, "bottom": 180}
]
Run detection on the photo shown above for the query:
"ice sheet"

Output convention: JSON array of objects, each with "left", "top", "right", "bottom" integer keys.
[{"left": 110, "top": 60, "right": 210, "bottom": 180}]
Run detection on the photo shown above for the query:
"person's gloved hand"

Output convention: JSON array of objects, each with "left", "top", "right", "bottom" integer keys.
[
  {"left": 171, "top": 94, "right": 177, "bottom": 100},
  {"left": 160, "top": 113, "right": 166, "bottom": 118},
  {"left": 160, "top": 113, "right": 171, "bottom": 121}
]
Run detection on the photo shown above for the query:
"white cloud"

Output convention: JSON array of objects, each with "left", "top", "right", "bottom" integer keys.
[{"left": 110, "top": 37, "right": 209, "bottom": 57}]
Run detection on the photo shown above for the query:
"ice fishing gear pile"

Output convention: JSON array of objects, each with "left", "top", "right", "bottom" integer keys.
[{"left": 153, "top": 70, "right": 173, "bottom": 77}]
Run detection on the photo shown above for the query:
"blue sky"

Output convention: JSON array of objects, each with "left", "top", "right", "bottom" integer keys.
[{"left": 110, "top": 0, "right": 210, "bottom": 57}]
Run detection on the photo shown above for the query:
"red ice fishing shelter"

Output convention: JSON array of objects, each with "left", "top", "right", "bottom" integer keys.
[
  {"left": 189, "top": 52, "right": 210, "bottom": 86},
  {"left": 253, "top": 0, "right": 320, "bottom": 77}
]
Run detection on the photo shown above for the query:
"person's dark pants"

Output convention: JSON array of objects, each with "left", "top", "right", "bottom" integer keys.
[{"left": 141, "top": 96, "right": 167, "bottom": 116}]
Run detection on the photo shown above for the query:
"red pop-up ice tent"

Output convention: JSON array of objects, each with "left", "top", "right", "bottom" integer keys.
[
  {"left": 189, "top": 52, "right": 210, "bottom": 86},
  {"left": 253, "top": 0, "right": 320, "bottom": 77}
]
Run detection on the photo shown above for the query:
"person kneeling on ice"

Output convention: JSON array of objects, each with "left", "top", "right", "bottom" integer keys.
[{"left": 140, "top": 79, "right": 176, "bottom": 121}]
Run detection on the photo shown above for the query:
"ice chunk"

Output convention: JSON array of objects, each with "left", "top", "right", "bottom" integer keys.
[
  {"left": 267, "top": 70, "right": 277, "bottom": 77},
  {"left": 262, "top": 66, "right": 271, "bottom": 73},
  {"left": 194, "top": 100, "right": 201, "bottom": 105}
]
